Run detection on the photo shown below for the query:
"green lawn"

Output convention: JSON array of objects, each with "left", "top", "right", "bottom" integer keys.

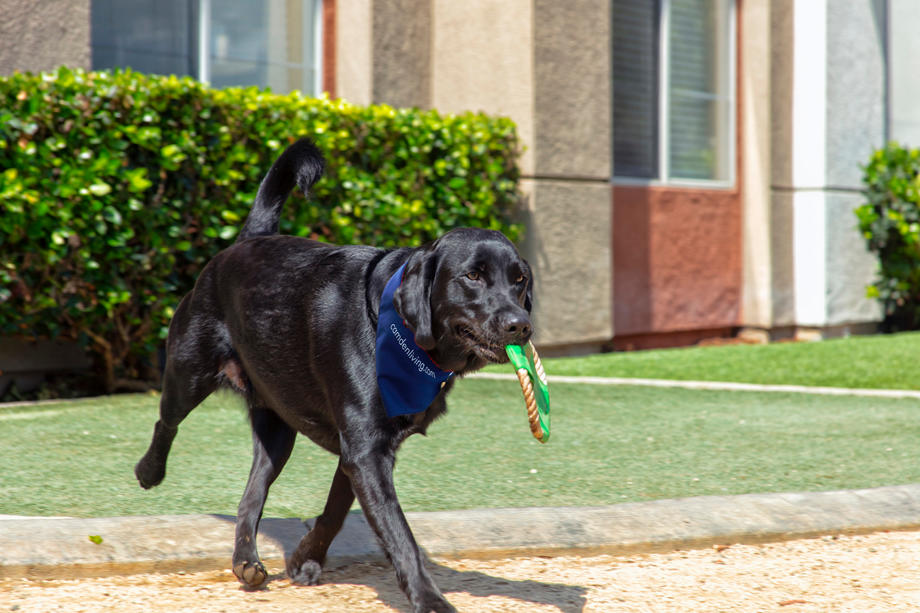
[
  {"left": 486, "top": 331, "right": 920, "bottom": 390},
  {"left": 2, "top": 372, "right": 920, "bottom": 518}
]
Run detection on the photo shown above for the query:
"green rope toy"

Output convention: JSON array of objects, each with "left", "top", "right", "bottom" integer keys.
[{"left": 505, "top": 341, "right": 551, "bottom": 443}]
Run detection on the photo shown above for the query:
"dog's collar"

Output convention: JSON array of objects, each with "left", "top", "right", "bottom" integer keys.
[{"left": 375, "top": 263, "right": 453, "bottom": 418}]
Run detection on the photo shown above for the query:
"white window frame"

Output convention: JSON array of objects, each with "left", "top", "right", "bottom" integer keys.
[{"left": 614, "top": 0, "right": 737, "bottom": 189}]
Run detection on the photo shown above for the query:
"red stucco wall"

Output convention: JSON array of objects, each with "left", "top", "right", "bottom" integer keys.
[{"left": 613, "top": 185, "right": 742, "bottom": 347}]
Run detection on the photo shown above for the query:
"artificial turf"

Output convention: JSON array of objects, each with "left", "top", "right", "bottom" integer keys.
[
  {"left": 487, "top": 330, "right": 920, "bottom": 390},
  {"left": 2, "top": 372, "right": 919, "bottom": 518}
]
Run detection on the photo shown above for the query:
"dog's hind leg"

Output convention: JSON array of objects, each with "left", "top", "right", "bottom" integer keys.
[
  {"left": 286, "top": 460, "right": 355, "bottom": 585},
  {"left": 135, "top": 298, "right": 223, "bottom": 489},
  {"left": 232, "top": 405, "right": 296, "bottom": 589},
  {"left": 134, "top": 358, "right": 218, "bottom": 489}
]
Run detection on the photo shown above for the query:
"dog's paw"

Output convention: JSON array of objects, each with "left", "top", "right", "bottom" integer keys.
[
  {"left": 133, "top": 457, "right": 165, "bottom": 489},
  {"left": 413, "top": 595, "right": 457, "bottom": 613},
  {"left": 232, "top": 560, "right": 268, "bottom": 590},
  {"left": 287, "top": 558, "right": 323, "bottom": 586}
]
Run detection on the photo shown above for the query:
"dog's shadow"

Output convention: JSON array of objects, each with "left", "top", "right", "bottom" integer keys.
[
  {"left": 317, "top": 557, "right": 589, "bottom": 613},
  {"left": 224, "top": 513, "right": 589, "bottom": 612}
]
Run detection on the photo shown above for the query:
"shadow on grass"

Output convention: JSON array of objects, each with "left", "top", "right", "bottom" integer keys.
[{"left": 215, "top": 512, "right": 589, "bottom": 612}]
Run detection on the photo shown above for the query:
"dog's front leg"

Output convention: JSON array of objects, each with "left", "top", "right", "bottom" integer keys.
[
  {"left": 286, "top": 460, "right": 355, "bottom": 585},
  {"left": 341, "top": 434, "right": 455, "bottom": 613}
]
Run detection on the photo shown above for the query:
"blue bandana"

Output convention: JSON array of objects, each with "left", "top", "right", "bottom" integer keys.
[{"left": 376, "top": 263, "right": 454, "bottom": 418}]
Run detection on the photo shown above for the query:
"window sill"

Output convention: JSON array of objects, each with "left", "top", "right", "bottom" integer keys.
[{"left": 612, "top": 177, "right": 736, "bottom": 191}]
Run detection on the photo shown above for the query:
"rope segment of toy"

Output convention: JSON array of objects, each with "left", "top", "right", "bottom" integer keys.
[
  {"left": 506, "top": 341, "right": 551, "bottom": 443},
  {"left": 515, "top": 367, "right": 544, "bottom": 441}
]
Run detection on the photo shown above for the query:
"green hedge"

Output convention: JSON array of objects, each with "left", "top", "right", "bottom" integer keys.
[
  {"left": 0, "top": 67, "right": 522, "bottom": 390},
  {"left": 856, "top": 142, "right": 920, "bottom": 331}
]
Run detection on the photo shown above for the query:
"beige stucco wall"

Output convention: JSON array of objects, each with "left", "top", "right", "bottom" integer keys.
[
  {"left": 769, "top": 0, "right": 796, "bottom": 327},
  {"left": 335, "top": 0, "right": 613, "bottom": 347},
  {"left": 334, "top": 0, "right": 373, "bottom": 105},
  {"left": 431, "top": 0, "right": 612, "bottom": 346},
  {"left": 372, "top": 0, "right": 430, "bottom": 108},
  {"left": 740, "top": 0, "right": 773, "bottom": 329},
  {"left": 431, "top": 0, "right": 535, "bottom": 175},
  {"left": 530, "top": 0, "right": 612, "bottom": 345},
  {"left": 0, "top": 0, "right": 90, "bottom": 75},
  {"left": 532, "top": 0, "right": 611, "bottom": 180},
  {"left": 522, "top": 179, "right": 612, "bottom": 345}
]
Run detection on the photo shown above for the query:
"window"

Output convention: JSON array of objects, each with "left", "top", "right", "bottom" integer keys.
[
  {"left": 613, "top": 0, "right": 735, "bottom": 185},
  {"left": 91, "top": 0, "right": 322, "bottom": 95}
]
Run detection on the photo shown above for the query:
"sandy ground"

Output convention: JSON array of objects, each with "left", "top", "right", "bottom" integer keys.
[{"left": 4, "top": 530, "right": 920, "bottom": 612}]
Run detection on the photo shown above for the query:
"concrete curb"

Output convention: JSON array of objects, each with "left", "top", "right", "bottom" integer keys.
[{"left": 3, "top": 484, "right": 920, "bottom": 580}]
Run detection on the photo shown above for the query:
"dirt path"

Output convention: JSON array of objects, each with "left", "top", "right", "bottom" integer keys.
[{"left": 5, "top": 530, "right": 920, "bottom": 612}]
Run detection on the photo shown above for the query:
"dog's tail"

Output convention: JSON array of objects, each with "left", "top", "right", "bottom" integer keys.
[{"left": 237, "top": 138, "right": 325, "bottom": 241}]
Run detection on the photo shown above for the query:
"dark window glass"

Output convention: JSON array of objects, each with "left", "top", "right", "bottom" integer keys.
[
  {"left": 91, "top": 0, "right": 197, "bottom": 77},
  {"left": 613, "top": 0, "right": 660, "bottom": 179}
]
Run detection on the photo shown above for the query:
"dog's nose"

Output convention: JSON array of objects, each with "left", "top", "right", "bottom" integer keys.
[{"left": 502, "top": 312, "right": 532, "bottom": 344}]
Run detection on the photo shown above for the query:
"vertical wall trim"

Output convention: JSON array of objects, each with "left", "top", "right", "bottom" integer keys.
[
  {"left": 740, "top": 0, "right": 774, "bottom": 328},
  {"left": 792, "top": 0, "right": 826, "bottom": 188},
  {"left": 792, "top": 191, "right": 827, "bottom": 325},
  {"left": 198, "top": 0, "right": 210, "bottom": 84},
  {"left": 791, "top": 0, "right": 828, "bottom": 325},
  {"left": 882, "top": 0, "right": 890, "bottom": 143},
  {"left": 322, "top": 0, "right": 336, "bottom": 97}
]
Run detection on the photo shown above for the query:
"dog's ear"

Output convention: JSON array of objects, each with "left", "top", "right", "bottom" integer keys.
[{"left": 393, "top": 248, "right": 438, "bottom": 351}]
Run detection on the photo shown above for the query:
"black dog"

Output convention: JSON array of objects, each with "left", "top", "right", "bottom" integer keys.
[{"left": 135, "top": 138, "right": 533, "bottom": 612}]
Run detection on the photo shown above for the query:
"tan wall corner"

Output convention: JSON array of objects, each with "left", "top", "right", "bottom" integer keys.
[
  {"left": 372, "top": 0, "right": 430, "bottom": 108},
  {"left": 740, "top": 0, "right": 773, "bottom": 328},
  {"left": 532, "top": 0, "right": 611, "bottom": 179},
  {"left": 334, "top": 0, "right": 373, "bottom": 105},
  {"left": 0, "top": 0, "right": 90, "bottom": 75},
  {"left": 431, "top": 0, "right": 535, "bottom": 174},
  {"left": 522, "top": 179, "right": 613, "bottom": 346}
]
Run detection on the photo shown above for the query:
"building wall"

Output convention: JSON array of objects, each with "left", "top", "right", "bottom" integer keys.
[
  {"left": 613, "top": 185, "right": 742, "bottom": 347},
  {"left": 611, "top": 2, "right": 745, "bottom": 349},
  {"left": 769, "top": 0, "right": 796, "bottom": 327},
  {"left": 322, "top": 0, "right": 337, "bottom": 96},
  {"left": 430, "top": 0, "right": 535, "bottom": 173},
  {"left": 425, "top": 0, "right": 613, "bottom": 348},
  {"left": 334, "top": 0, "right": 372, "bottom": 105},
  {"left": 528, "top": 0, "right": 612, "bottom": 346},
  {"left": 0, "top": 0, "right": 91, "bottom": 75},
  {"left": 4, "top": 0, "right": 897, "bottom": 351},
  {"left": 770, "top": 0, "right": 883, "bottom": 334},
  {"left": 372, "top": 0, "right": 430, "bottom": 108},
  {"left": 822, "top": 0, "right": 885, "bottom": 330},
  {"left": 739, "top": 0, "right": 773, "bottom": 330},
  {"left": 524, "top": 179, "right": 613, "bottom": 346},
  {"left": 889, "top": 0, "right": 920, "bottom": 145}
]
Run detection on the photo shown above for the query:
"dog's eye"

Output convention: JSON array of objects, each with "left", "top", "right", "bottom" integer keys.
[
  {"left": 466, "top": 271, "right": 481, "bottom": 281},
  {"left": 515, "top": 275, "right": 526, "bottom": 284}
]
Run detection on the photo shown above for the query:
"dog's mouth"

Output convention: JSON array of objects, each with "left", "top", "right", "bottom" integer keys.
[{"left": 455, "top": 325, "right": 506, "bottom": 363}]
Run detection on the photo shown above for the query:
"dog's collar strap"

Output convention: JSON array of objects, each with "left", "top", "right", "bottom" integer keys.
[{"left": 375, "top": 263, "right": 453, "bottom": 418}]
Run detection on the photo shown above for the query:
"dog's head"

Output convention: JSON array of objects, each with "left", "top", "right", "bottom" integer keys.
[{"left": 393, "top": 227, "right": 533, "bottom": 374}]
